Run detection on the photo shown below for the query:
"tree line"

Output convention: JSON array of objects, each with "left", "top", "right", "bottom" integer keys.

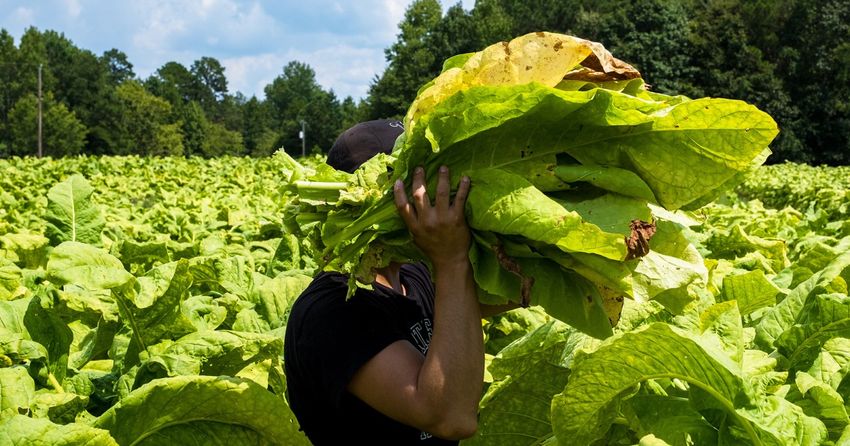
[{"left": 0, "top": 0, "right": 847, "bottom": 164}]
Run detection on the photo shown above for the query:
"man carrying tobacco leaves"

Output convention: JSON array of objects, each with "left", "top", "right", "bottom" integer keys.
[{"left": 284, "top": 119, "right": 514, "bottom": 445}]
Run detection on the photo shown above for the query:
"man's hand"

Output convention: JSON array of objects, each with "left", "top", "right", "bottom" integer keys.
[
  {"left": 393, "top": 165, "right": 471, "bottom": 270},
  {"left": 347, "top": 165, "right": 482, "bottom": 439}
]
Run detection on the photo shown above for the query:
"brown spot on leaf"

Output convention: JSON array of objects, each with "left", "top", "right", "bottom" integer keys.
[
  {"left": 502, "top": 41, "right": 511, "bottom": 56},
  {"left": 562, "top": 40, "right": 642, "bottom": 82},
  {"left": 526, "top": 65, "right": 532, "bottom": 71},
  {"left": 494, "top": 244, "right": 534, "bottom": 307},
  {"left": 553, "top": 41, "right": 563, "bottom": 51},
  {"left": 536, "top": 31, "right": 545, "bottom": 37},
  {"left": 624, "top": 219, "right": 656, "bottom": 260},
  {"left": 597, "top": 284, "right": 625, "bottom": 327}
]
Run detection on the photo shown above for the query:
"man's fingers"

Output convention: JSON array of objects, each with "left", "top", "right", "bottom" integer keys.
[
  {"left": 393, "top": 179, "right": 417, "bottom": 228},
  {"left": 435, "top": 165, "right": 450, "bottom": 211},
  {"left": 410, "top": 166, "right": 430, "bottom": 212},
  {"left": 452, "top": 175, "right": 471, "bottom": 211}
]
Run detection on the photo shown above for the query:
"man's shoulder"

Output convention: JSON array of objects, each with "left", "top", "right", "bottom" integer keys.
[{"left": 289, "top": 271, "right": 350, "bottom": 317}]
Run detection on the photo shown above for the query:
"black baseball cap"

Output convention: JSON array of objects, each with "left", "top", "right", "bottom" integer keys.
[{"left": 327, "top": 119, "right": 404, "bottom": 173}]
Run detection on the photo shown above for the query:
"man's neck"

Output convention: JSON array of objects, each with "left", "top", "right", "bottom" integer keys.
[{"left": 374, "top": 262, "right": 405, "bottom": 295}]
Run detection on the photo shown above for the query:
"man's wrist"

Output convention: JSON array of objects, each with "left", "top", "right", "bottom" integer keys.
[{"left": 431, "top": 255, "right": 472, "bottom": 276}]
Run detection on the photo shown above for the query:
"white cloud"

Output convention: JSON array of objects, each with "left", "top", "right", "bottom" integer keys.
[
  {"left": 62, "top": 0, "right": 82, "bottom": 18},
  {"left": 3, "top": 0, "right": 480, "bottom": 100},
  {"left": 129, "top": 0, "right": 281, "bottom": 56},
  {"left": 299, "top": 44, "right": 386, "bottom": 99},
  {"left": 130, "top": 3, "right": 187, "bottom": 54},
  {"left": 221, "top": 53, "right": 284, "bottom": 99},
  {"left": 222, "top": 43, "right": 385, "bottom": 100},
  {"left": 12, "top": 7, "right": 35, "bottom": 24},
  {"left": 381, "top": 0, "right": 408, "bottom": 41}
]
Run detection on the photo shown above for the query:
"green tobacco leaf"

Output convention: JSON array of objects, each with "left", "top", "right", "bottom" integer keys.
[
  {"left": 93, "top": 375, "right": 309, "bottom": 446},
  {"left": 133, "top": 330, "right": 282, "bottom": 387},
  {"left": 56, "top": 285, "right": 120, "bottom": 322},
  {"left": 794, "top": 371, "right": 849, "bottom": 440},
  {"left": 465, "top": 321, "right": 583, "bottom": 445},
  {"left": 232, "top": 308, "right": 271, "bottom": 333},
  {"left": 181, "top": 295, "right": 227, "bottom": 331},
  {"left": 631, "top": 218, "right": 707, "bottom": 313},
  {"left": 117, "top": 240, "right": 170, "bottom": 268},
  {"left": 24, "top": 296, "right": 73, "bottom": 384},
  {"left": 252, "top": 272, "right": 313, "bottom": 329},
  {"left": 30, "top": 390, "right": 89, "bottom": 424},
  {"left": 721, "top": 270, "right": 781, "bottom": 316},
  {"left": 0, "top": 327, "right": 48, "bottom": 366},
  {"left": 550, "top": 323, "right": 823, "bottom": 446},
  {"left": 470, "top": 238, "right": 613, "bottom": 339},
  {"left": 465, "top": 168, "right": 626, "bottom": 260},
  {"left": 706, "top": 225, "right": 789, "bottom": 273},
  {"left": 813, "top": 338, "right": 850, "bottom": 390},
  {"left": 725, "top": 395, "right": 827, "bottom": 446},
  {"left": 554, "top": 164, "right": 657, "bottom": 203},
  {"left": 755, "top": 250, "right": 850, "bottom": 350},
  {"left": 47, "top": 242, "right": 134, "bottom": 290},
  {"left": 0, "top": 233, "right": 50, "bottom": 269},
  {"left": 555, "top": 192, "right": 652, "bottom": 238},
  {"left": 482, "top": 306, "right": 550, "bottom": 355},
  {"left": 267, "top": 234, "right": 301, "bottom": 276},
  {"left": 215, "top": 256, "right": 255, "bottom": 298},
  {"left": 0, "top": 367, "right": 35, "bottom": 418},
  {"left": 776, "top": 294, "right": 850, "bottom": 373},
  {"left": 132, "top": 420, "right": 273, "bottom": 446},
  {"left": 0, "top": 299, "right": 29, "bottom": 334},
  {"left": 623, "top": 395, "right": 718, "bottom": 446},
  {"left": 0, "top": 260, "right": 24, "bottom": 301},
  {"left": 114, "top": 260, "right": 196, "bottom": 365},
  {"left": 44, "top": 175, "right": 105, "bottom": 246},
  {"left": 409, "top": 85, "right": 775, "bottom": 211},
  {"left": 0, "top": 415, "right": 118, "bottom": 445}
]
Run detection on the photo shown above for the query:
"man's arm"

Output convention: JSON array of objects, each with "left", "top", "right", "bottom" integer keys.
[{"left": 347, "top": 165, "right": 483, "bottom": 440}]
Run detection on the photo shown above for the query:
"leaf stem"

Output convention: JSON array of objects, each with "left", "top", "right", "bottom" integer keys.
[
  {"left": 48, "top": 372, "right": 64, "bottom": 392},
  {"left": 322, "top": 196, "right": 398, "bottom": 248},
  {"left": 638, "top": 373, "right": 763, "bottom": 446}
]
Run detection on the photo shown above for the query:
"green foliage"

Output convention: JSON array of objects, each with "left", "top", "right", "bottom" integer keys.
[
  {"left": 264, "top": 61, "right": 341, "bottom": 155},
  {"left": 113, "top": 81, "right": 184, "bottom": 156},
  {"left": 0, "top": 155, "right": 315, "bottom": 444},
  {"left": 1, "top": 154, "right": 850, "bottom": 445},
  {"left": 7, "top": 93, "right": 87, "bottom": 157},
  {"left": 178, "top": 101, "right": 207, "bottom": 156},
  {"left": 365, "top": 0, "right": 444, "bottom": 119},
  {"left": 44, "top": 175, "right": 105, "bottom": 246},
  {"left": 779, "top": 0, "right": 850, "bottom": 164},
  {"left": 100, "top": 48, "right": 134, "bottom": 86},
  {"left": 203, "top": 122, "right": 244, "bottom": 157},
  {"left": 288, "top": 33, "right": 776, "bottom": 340},
  {"left": 242, "top": 96, "right": 278, "bottom": 157}
]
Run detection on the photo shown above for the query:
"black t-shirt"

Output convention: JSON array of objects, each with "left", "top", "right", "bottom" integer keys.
[{"left": 284, "top": 263, "right": 458, "bottom": 445}]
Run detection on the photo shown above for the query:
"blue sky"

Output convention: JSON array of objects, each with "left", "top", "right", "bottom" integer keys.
[{"left": 0, "top": 0, "right": 474, "bottom": 100}]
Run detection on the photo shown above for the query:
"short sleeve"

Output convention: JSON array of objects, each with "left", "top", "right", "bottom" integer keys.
[{"left": 291, "top": 286, "right": 409, "bottom": 409}]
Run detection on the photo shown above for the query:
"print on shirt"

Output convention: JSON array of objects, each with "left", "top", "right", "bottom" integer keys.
[
  {"left": 412, "top": 316, "right": 436, "bottom": 441},
  {"left": 409, "top": 318, "right": 433, "bottom": 355}
]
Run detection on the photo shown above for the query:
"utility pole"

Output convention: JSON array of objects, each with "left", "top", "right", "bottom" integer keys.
[
  {"left": 37, "top": 63, "right": 43, "bottom": 158},
  {"left": 299, "top": 120, "right": 306, "bottom": 157}
]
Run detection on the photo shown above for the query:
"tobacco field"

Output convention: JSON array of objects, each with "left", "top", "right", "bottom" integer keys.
[{"left": 0, "top": 155, "right": 849, "bottom": 445}]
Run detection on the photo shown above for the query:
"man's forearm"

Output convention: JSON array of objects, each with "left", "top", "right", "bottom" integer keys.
[{"left": 416, "top": 258, "right": 483, "bottom": 438}]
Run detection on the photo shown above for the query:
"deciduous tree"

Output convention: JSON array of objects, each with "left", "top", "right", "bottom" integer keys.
[{"left": 8, "top": 92, "right": 86, "bottom": 157}]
